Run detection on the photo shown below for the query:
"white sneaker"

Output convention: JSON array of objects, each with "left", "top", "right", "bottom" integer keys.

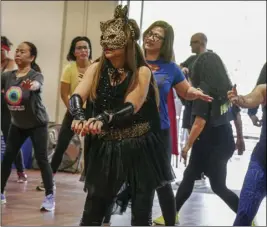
[{"left": 40, "top": 194, "right": 55, "bottom": 211}]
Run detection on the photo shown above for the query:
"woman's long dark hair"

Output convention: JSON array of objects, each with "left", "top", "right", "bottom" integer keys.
[
  {"left": 67, "top": 36, "right": 92, "bottom": 61},
  {"left": 191, "top": 51, "right": 232, "bottom": 101},
  {"left": 23, "top": 41, "right": 41, "bottom": 73},
  {"left": 1, "top": 36, "right": 13, "bottom": 48},
  {"left": 143, "top": 20, "right": 175, "bottom": 63}
]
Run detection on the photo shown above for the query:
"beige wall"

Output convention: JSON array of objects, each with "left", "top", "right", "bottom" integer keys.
[
  {"left": 2, "top": 1, "right": 65, "bottom": 122},
  {"left": 57, "top": 1, "right": 117, "bottom": 123},
  {"left": 1, "top": 1, "right": 117, "bottom": 123}
]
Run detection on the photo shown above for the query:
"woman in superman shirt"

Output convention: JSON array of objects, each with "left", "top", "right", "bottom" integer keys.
[{"left": 143, "top": 20, "right": 212, "bottom": 226}]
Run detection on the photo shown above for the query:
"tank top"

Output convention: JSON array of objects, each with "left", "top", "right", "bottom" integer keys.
[{"left": 93, "top": 64, "right": 161, "bottom": 133}]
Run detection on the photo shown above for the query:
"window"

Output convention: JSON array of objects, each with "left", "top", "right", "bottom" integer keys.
[
  {"left": 118, "top": 0, "right": 144, "bottom": 44},
  {"left": 118, "top": 0, "right": 128, "bottom": 6},
  {"left": 129, "top": 1, "right": 266, "bottom": 94},
  {"left": 128, "top": 1, "right": 266, "bottom": 140}
]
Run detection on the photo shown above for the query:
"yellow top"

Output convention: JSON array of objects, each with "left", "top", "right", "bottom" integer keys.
[{"left": 60, "top": 61, "right": 87, "bottom": 108}]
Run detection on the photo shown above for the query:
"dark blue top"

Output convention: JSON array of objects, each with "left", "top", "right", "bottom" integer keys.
[
  {"left": 248, "top": 63, "right": 266, "bottom": 117},
  {"left": 251, "top": 106, "right": 266, "bottom": 169},
  {"left": 147, "top": 59, "right": 185, "bottom": 129},
  {"left": 248, "top": 106, "right": 258, "bottom": 116}
]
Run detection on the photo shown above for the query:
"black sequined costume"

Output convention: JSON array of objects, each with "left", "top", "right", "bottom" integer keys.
[{"left": 81, "top": 62, "right": 175, "bottom": 226}]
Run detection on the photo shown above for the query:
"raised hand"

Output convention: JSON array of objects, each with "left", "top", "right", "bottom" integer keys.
[
  {"left": 195, "top": 88, "right": 213, "bottom": 102},
  {"left": 21, "top": 79, "right": 32, "bottom": 90},
  {"left": 227, "top": 85, "right": 239, "bottom": 105}
]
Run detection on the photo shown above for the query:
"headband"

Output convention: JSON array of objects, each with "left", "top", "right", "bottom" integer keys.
[{"left": 1, "top": 44, "right": 10, "bottom": 52}]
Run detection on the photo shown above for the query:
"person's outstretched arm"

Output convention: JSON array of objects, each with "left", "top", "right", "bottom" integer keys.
[{"left": 228, "top": 84, "right": 266, "bottom": 109}]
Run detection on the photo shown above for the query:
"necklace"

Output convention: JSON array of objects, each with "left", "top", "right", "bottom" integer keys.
[{"left": 108, "top": 67, "right": 125, "bottom": 86}]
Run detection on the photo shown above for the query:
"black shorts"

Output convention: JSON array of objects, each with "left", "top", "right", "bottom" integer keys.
[{"left": 187, "top": 123, "right": 235, "bottom": 177}]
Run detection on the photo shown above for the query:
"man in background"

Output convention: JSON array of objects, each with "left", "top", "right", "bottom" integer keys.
[{"left": 179, "top": 33, "right": 210, "bottom": 181}]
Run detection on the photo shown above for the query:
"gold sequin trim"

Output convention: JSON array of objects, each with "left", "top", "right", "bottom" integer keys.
[{"left": 99, "top": 122, "right": 150, "bottom": 141}]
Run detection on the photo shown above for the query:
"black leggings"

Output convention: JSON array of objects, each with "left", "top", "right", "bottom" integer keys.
[
  {"left": 154, "top": 129, "right": 176, "bottom": 226},
  {"left": 175, "top": 125, "right": 239, "bottom": 213},
  {"left": 80, "top": 188, "right": 155, "bottom": 226},
  {"left": 1, "top": 124, "right": 54, "bottom": 196},
  {"left": 1, "top": 104, "right": 24, "bottom": 173},
  {"left": 50, "top": 111, "right": 74, "bottom": 174},
  {"left": 176, "top": 158, "right": 239, "bottom": 213}
]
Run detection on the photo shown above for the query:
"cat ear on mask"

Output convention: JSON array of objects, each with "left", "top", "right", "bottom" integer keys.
[
  {"left": 114, "top": 5, "right": 128, "bottom": 19},
  {"left": 100, "top": 22, "right": 106, "bottom": 32}
]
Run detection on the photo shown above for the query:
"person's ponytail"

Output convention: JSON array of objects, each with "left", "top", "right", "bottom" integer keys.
[
  {"left": 31, "top": 61, "right": 41, "bottom": 73},
  {"left": 22, "top": 41, "right": 42, "bottom": 73}
]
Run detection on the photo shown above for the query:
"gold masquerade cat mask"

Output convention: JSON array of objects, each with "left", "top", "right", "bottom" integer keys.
[{"left": 100, "top": 5, "right": 135, "bottom": 50}]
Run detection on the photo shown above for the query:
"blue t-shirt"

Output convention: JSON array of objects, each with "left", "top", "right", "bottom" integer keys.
[{"left": 147, "top": 59, "right": 185, "bottom": 129}]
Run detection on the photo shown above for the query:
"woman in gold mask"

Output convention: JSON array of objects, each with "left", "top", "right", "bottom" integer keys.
[{"left": 70, "top": 5, "right": 175, "bottom": 226}]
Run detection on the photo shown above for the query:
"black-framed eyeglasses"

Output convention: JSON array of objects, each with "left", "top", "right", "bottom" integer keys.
[
  {"left": 145, "top": 31, "right": 165, "bottom": 42},
  {"left": 75, "top": 46, "right": 89, "bottom": 51}
]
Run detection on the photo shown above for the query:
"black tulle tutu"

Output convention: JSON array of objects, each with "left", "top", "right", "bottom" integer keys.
[{"left": 84, "top": 130, "right": 175, "bottom": 206}]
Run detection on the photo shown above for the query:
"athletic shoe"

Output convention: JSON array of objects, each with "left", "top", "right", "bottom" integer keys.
[
  {"left": 153, "top": 213, "right": 179, "bottom": 225},
  {"left": 40, "top": 194, "right": 55, "bottom": 211},
  {"left": 36, "top": 180, "right": 56, "bottom": 191},
  {"left": 1, "top": 194, "right": 6, "bottom": 204},
  {"left": 17, "top": 172, "right": 27, "bottom": 183}
]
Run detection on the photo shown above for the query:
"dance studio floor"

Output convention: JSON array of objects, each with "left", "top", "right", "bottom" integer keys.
[{"left": 1, "top": 139, "right": 266, "bottom": 226}]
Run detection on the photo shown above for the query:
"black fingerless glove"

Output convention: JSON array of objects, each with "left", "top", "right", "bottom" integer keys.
[
  {"left": 95, "top": 102, "right": 134, "bottom": 126},
  {"left": 69, "top": 94, "right": 86, "bottom": 121}
]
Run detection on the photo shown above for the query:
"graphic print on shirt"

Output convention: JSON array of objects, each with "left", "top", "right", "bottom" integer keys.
[
  {"left": 148, "top": 64, "right": 169, "bottom": 87},
  {"left": 78, "top": 73, "right": 84, "bottom": 83},
  {"left": 5, "top": 86, "right": 25, "bottom": 111}
]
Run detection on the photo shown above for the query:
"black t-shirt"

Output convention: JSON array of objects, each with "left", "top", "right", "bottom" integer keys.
[
  {"left": 1, "top": 69, "right": 49, "bottom": 129},
  {"left": 191, "top": 99, "right": 232, "bottom": 127},
  {"left": 179, "top": 55, "right": 199, "bottom": 106},
  {"left": 180, "top": 55, "right": 198, "bottom": 79},
  {"left": 180, "top": 55, "right": 198, "bottom": 70}
]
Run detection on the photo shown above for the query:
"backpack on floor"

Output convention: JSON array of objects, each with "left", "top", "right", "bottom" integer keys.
[{"left": 31, "top": 123, "right": 83, "bottom": 173}]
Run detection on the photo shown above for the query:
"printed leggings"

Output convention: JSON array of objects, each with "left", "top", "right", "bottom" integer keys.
[{"left": 233, "top": 160, "right": 266, "bottom": 226}]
